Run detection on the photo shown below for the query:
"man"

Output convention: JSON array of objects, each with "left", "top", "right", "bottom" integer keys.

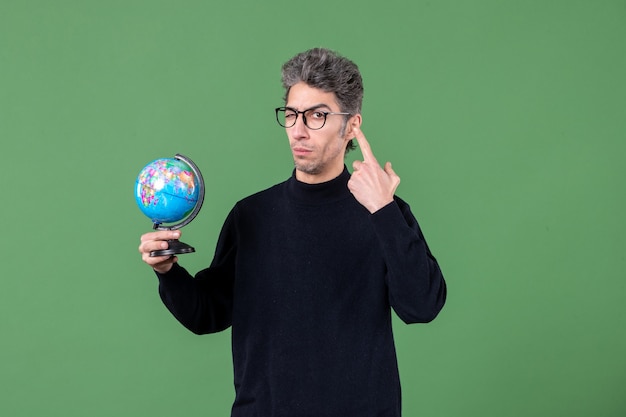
[{"left": 139, "top": 47, "right": 446, "bottom": 417}]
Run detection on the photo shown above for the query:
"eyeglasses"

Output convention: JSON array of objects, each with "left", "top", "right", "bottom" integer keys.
[{"left": 275, "top": 106, "right": 350, "bottom": 130}]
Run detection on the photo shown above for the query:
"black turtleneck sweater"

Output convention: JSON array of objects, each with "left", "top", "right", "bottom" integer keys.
[{"left": 157, "top": 167, "right": 446, "bottom": 417}]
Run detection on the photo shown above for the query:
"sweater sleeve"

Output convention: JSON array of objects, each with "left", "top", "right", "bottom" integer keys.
[
  {"left": 156, "top": 208, "right": 237, "bottom": 335},
  {"left": 369, "top": 198, "right": 447, "bottom": 324}
]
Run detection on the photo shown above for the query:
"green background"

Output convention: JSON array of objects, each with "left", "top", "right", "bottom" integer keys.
[{"left": 1, "top": 0, "right": 624, "bottom": 415}]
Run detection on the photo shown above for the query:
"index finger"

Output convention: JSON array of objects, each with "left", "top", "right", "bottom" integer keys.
[
  {"left": 140, "top": 229, "right": 180, "bottom": 243},
  {"left": 353, "top": 126, "right": 378, "bottom": 164}
]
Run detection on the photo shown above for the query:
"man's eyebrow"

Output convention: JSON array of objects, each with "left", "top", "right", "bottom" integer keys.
[{"left": 285, "top": 103, "right": 332, "bottom": 112}]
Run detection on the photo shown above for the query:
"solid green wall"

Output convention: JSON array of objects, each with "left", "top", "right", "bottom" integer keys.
[{"left": 1, "top": 1, "right": 624, "bottom": 416}]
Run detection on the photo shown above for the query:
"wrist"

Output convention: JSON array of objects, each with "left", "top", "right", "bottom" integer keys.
[{"left": 369, "top": 198, "right": 394, "bottom": 214}]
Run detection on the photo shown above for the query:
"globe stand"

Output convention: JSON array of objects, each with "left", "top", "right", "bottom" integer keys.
[
  {"left": 141, "top": 153, "right": 205, "bottom": 258},
  {"left": 150, "top": 239, "right": 196, "bottom": 257}
]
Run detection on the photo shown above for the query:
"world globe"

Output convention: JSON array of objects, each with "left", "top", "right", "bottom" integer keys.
[
  {"left": 135, "top": 154, "right": 205, "bottom": 256},
  {"left": 135, "top": 157, "right": 199, "bottom": 224}
]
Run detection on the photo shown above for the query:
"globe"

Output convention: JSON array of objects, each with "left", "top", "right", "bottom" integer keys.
[
  {"left": 135, "top": 154, "right": 205, "bottom": 256},
  {"left": 135, "top": 157, "right": 199, "bottom": 224}
]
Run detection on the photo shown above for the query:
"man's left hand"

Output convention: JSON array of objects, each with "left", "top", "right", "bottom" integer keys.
[{"left": 348, "top": 127, "right": 401, "bottom": 213}]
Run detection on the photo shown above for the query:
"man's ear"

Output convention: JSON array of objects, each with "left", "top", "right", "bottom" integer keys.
[{"left": 344, "top": 114, "right": 362, "bottom": 139}]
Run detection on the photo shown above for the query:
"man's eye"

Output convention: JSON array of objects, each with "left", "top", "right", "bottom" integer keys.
[
  {"left": 284, "top": 112, "right": 297, "bottom": 119},
  {"left": 309, "top": 111, "right": 325, "bottom": 119}
]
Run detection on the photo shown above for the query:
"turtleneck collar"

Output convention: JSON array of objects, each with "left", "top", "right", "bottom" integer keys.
[{"left": 286, "top": 166, "right": 352, "bottom": 205}]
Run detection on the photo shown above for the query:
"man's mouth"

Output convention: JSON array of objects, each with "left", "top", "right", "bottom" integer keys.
[{"left": 292, "top": 147, "right": 313, "bottom": 156}]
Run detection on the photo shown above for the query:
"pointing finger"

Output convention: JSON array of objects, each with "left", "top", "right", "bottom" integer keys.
[{"left": 353, "top": 126, "right": 378, "bottom": 164}]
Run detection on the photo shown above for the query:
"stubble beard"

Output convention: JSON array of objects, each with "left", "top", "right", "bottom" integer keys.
[
  {"left": 293, "top": 159, "right": 324, "bottom": 175},
  {"left": 291, "top": 127, "right": 348, "bottom": 176}
]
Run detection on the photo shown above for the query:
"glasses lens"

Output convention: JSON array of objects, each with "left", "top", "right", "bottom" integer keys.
[
  {"left": 303, "top": 109, "right": 326, "bottom": 130},
  {"left": 276, "top": 108, "right": 297, "bottom": 128}
]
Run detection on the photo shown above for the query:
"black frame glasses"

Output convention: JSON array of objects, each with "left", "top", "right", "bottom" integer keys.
[{"left": 275, "top": 106, "right": 350, "bottom": 130}]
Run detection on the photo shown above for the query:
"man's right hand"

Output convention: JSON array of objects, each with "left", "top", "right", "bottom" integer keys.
[{"left": 138, "top": 230, "right": 181, "bottom": 274}]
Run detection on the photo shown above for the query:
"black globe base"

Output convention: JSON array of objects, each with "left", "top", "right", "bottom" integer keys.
[{"left": 150, "top": 239, "right": 196, "bottom": 257}]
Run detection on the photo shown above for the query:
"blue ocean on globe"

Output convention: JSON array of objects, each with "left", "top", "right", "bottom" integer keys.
[{"left": 135, "top": 157, "right": 200, "bottom": 224}]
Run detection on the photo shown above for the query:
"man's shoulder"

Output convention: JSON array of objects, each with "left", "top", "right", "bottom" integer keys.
[{"left": 237, "top": 177, "right": 289, "bottom": 207}]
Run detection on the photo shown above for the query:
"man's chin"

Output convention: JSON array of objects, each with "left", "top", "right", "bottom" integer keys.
[{"left": 294, "top": 160, "right": 321, "bottom": 175}]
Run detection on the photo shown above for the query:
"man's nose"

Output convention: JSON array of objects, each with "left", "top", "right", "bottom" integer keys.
[{"left": 291, "top": 114, "right": 309, "bottom": 137}]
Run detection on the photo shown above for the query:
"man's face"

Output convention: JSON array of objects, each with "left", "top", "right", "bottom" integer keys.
[{"left": 285, "top": 82, "right": 353, "bottom": 184}]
